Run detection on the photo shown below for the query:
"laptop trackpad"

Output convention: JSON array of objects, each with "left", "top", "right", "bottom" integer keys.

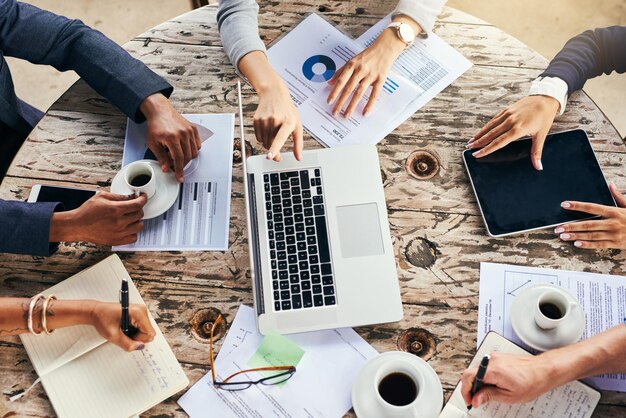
[{"left": 336, "top": 203, "right": 384, "bottom": 258}]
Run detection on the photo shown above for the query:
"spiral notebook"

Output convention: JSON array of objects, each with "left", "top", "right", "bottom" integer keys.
[
  {"left": 439, "top": 332, "right": 600, "bottom": 418},
  {"left": 19, "top": 255, "right": 189, "bottom": 418}
]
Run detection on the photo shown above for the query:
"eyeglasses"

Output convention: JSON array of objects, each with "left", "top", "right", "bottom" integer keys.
[{"left": 209, "top": 314, "right": 296, "bottom": 391}]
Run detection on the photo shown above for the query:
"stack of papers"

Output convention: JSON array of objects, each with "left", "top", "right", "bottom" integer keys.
[
  {"left": 178, "top": 305, "right": 378, "bottom": 418},
  {"left": 267, "top": 14, "right": 471, "bottom": 148}
]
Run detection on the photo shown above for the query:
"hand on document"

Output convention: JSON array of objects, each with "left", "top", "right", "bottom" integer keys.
[
  {"left": 460, "top": 352, "right": 555, "bottom": 409},
  {"left": 327, "top": 20, "right": 416, "bottom": 118},
  {"left": 90, "top": 301, "right": 156, "bottom": 352},
  {"left": 140, "top": 93, "right": 202, "bottom": 182},
  {"left": 255, "top": 79, "right": 304, "bottom": 162}
]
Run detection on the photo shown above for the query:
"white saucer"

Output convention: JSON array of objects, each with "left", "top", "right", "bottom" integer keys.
[
  {"left": 510, "top": 284, "right": 585, "bottom": 352},
  {"left": 110, "top": 160, "right": 179, "bottom": 220},
  {"left": 352, "top": 352, "right": 443, "bottom": 418}
]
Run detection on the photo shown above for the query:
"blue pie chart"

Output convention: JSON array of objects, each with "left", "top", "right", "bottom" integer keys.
[{"left": 302, "top": 55, "right": 336, "bottom": 82}]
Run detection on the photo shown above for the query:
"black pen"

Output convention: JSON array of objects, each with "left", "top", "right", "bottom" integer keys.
[
  {"left": 120, "top": 278, "right": 130, "bottom": 336},
  {"left": 468, "top": 354, "right": 490, "bottom": 411}
]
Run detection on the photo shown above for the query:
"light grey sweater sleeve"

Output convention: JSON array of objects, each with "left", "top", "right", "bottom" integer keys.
[
  {"left": 217, "top": 0, "right": 267, "bottom": 71},
  {"left": 393, "top": 0, "right": 447, "bottom": 36}
]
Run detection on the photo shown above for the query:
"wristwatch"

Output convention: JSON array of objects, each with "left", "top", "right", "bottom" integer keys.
[{"left": 386, "top": 22, "right": 416, "bottom": 47}]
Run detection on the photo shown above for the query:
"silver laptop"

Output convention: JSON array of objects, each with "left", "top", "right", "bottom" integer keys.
[{"left": 237, "top": 82, "right": 402, "bottom": 335}]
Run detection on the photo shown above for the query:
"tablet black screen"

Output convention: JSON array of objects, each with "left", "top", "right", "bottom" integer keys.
[{"left": 463, "top": 129, "right": 615, "bottom": 236}]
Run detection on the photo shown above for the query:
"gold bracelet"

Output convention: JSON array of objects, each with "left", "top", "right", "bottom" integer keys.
[
  {"left": 41, "top": 295, "right": 58, "bottom": 335},
  {"left": 28, "top": 295, "right": 45, "bottom": 335}
]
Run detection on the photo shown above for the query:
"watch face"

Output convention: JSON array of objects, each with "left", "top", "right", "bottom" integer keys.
[{"left": 398, "top": 24, "right": 415, "bottom": 43}]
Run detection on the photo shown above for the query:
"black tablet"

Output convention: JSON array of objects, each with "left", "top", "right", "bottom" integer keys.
[{"left": 463, "top": 129, "right": 616, "bottom": 237}]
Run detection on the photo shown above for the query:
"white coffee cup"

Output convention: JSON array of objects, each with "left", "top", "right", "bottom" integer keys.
[
  {"left": 123, "top": 161, "right": 156, "bottom": 199},
  {"left": 534, "top": 289, "right": 578, "bottom": 330},
  {"left": 374, "top": 360, "right": 425, "bottom": 418},
  {"left": 352, "top": 351, "right": 443, "bottom": 418}
]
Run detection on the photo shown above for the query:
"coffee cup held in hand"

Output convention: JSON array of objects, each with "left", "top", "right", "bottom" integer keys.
[{"left": 124, "top": 161, "right": 156, "bottom": 199}]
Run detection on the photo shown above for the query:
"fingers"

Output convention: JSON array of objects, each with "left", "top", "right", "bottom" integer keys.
[
  {"left": 166, "top": 140, "right": 185, "bottom": 183},
  {"left": 556, "top": 219, "right": 613, "bottom": 233},
  {"left": 267, "top": 123, "right": 293, "bottom": 162},
  {"left": 473, "top": 128, "right": 520, "bottom": 159},
  {"left": 95, "top": 191, "right": 132, "bottom": 202},
  {"left": 610, "top": 183, "right": 626, "bottom": 208},
  {"left": 570, "top": 240, "right": 614, "bottom": 249},
  {"left": 460, "top": 367, "right": 479, "bottom": 406},
  {"left": 561, "top": 201, "right": 615, "bottom": 217},
  {"left": 116, "top": 193, "right": 148, "bottom": 214},
  {"left": 363, "top": 80, "right": 383, "bottom": 116},
  {"left": 332, "top": 75, "right": 361, "bottom": 117},
  {"left": 180, "top": 136, "right": 193, "bottom": 168},
  {"left": 473, "top": 386, "right": 507, "bottom": 408},
  {"left": 470, "top": 110, "right": 507, "bottom": 145},
  {"left": 530, "top": 129, "right": 548, "bottom": 171},
  {"left": 112, "top": 234, "right": 138, "bottom": 246},
  {"left": 111, "top": 332, "right": 146, "bottom": 352},
  {"left": 326, "top": 66, "right": 352, "bottom": 105},
  {"left": 150, "top": 144, "right": 171, "bottom": 173},
  {"left": 558, "top": 231, "right": 613, "bottom": 242},
  {"left": 344, "top": 79, "right": 371, "bottom": 118},
  {"left": 293, "top": 121, "right": 304, "bottom": 161},
  {"left": 129, "top": 305, "right": 157, "bottom": 344},
  {"left": 262, "top": 120, "right": 272, "bottom": 150},
  {"left": 468, "top": 120, "right": 512, "bottom": 150},
  {"left": 191, "top": 124, "right": 202, "bottom": 151}
]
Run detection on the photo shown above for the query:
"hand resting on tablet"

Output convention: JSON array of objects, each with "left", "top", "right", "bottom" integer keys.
[{"left": 556, "top": 184, "right": 626, "bottom": 250}]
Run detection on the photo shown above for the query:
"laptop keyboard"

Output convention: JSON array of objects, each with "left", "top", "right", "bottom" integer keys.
[{"left": 263, "top": 168, "right": 336, "bottom": 311}]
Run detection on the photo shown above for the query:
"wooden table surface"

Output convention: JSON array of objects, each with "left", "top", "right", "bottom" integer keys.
[{"left": 1, "top": 1, "right": 625, "bottom": 416}]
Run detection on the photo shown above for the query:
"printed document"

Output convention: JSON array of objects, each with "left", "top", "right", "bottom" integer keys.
[
  {"left": 178, "top": 305, "right": 378, "bottom": 418},
  {"left": 477, "top": 262, "right": 626, "bottom": 391},
  {"left": 114, "top": 114, "right": 234, "bottom": 251},
  {"left": 267, "top": 14, "right": 471, "bottom": 147}
]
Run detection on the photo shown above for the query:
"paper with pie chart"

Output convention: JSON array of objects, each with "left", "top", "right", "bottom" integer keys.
[
  {"left": 267, "top": 13, "right": 471, "bottom": 148},
  {"left": 116, "top": 113, "right": 234, "bottom": 252}
]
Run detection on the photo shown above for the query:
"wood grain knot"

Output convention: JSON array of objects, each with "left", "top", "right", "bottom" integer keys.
[
  {"left": 355, "top": 7, "right": 365, "bottom": 14},
  {"left": 190, "top": 308, "right": 226, "bottom": 343},
  {"left": 318, "top": 5, "right": 329, "bottom": 12},
  {"left": 397, "top": 328, "right": 437, "bottom": 360},
  {"left": 405, "top": 237, "right": 439, "bottom": 269},
  {"left": 406, "top": 150, "right": 440, "bottom": 180},
  {"left": 233, "top": 139, "right": 253, "bottom": 164}
]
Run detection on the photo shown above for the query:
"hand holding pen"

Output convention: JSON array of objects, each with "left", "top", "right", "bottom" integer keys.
[{"left": 460, "top": 352, "right": 560, "bottom": 409}]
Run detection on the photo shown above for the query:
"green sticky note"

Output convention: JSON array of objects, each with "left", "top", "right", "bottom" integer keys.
[{"left": 247, "top": 330, "right": 305, "bottom": 387}]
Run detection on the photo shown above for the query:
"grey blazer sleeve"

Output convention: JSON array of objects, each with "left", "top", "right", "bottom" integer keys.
[
  {"left": 0, "top": 200, "right": 62, "bottom": 256},
  {"left": 217, "top": 0, "right": 267, "bottom": 72},
  {"left": 393, "top": 0, "right": 447, "bottom": 36},
  {"left": 0, "top": 0, "right": 173, "bottom": 122}
]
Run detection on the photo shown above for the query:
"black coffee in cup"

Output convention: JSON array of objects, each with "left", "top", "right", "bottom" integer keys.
[
  {"left": 130, "top": 174, "right": 151, "bottom": 187},
  {"left": 378, "top": 372, "right": 418, "bottom": 406},
  {"left": 539, "top": 302, "right": 563, "bottom": 319}
]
